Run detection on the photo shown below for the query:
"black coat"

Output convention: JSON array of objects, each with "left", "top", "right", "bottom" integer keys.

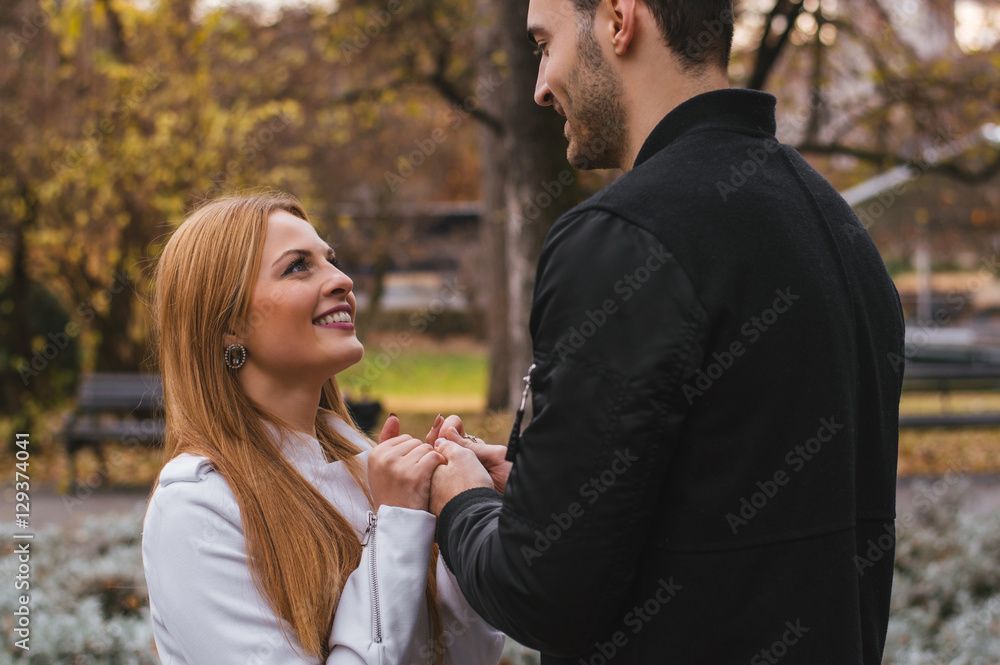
[{"left": 437, "top": 89, "right": 905, "bottom": 664}]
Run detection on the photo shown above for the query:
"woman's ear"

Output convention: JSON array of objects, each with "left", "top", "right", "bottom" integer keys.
[{"left": 223, "top": 325, "right": 246, "bottom": 348}]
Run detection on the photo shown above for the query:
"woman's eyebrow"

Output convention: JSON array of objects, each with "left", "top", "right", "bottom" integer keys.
[{"left": 271, "top": 248, "right": 310, "bottom": 268}]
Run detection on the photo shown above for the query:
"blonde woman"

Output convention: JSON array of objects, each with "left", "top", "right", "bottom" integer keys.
[{"left": 140, "top": 193, "right": 505, "bottom": 664}]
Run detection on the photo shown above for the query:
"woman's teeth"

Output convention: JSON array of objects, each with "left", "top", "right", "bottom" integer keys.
[{"left": 314, "top": 311, "right": 352, "bottom": 325}]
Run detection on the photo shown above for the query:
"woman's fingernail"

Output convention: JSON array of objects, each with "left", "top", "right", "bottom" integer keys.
[{"left": 388, "top": 412, "right": 397, "bottom": 419}]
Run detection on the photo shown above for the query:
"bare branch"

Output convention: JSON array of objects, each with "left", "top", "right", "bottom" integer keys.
[
  {"left": 796, "top": 142, "right": 1000, "bottom": 184},
  {"left": 748, "top": 0, "right": 805, "bottom": 91}
]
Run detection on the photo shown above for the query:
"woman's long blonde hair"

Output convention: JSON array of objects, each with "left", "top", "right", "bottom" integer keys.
[{"left": 149, "top": 192, "right": 442, "bottom": 661}]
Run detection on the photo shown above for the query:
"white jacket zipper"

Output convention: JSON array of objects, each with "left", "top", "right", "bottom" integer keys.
[{"left": 361, "top": 510, "right": 382, "bottom": 643}]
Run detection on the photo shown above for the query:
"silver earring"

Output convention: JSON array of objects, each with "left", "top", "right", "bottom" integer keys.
[{"left": 224, "top": 343, "right": 247, "bottom": 370}]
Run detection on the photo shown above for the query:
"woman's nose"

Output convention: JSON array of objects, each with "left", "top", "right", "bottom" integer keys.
[{"left": 323, "top": 262, "right": 353, "bottom": 296}]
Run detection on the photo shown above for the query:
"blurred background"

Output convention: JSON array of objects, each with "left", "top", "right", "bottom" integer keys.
[{"left": 1, "top": 0, "right": 999, "bottom": 661}]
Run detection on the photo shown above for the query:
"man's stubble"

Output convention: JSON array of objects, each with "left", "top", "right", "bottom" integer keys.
[{"left": 564, "top": 21, "right": 630, "bottom": 170}]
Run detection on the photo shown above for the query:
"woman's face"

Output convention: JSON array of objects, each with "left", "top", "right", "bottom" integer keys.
[{"left": 237, "top": 210, "right": 363, "bottom": 385}]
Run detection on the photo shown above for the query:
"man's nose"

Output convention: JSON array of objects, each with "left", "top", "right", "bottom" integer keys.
[{"left": 534, "top": 67, "right": 553, "bottom": 107}]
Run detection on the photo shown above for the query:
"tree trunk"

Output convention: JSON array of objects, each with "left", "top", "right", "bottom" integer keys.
[
  {"left": 474, "top": 0, "right": 511, "bottom": 410},
  {"left": 493, "top": 0, "right": 579, "bottom": 406},
  {"left": 2, "top": 183, "right": 36, "bottom": 425}
]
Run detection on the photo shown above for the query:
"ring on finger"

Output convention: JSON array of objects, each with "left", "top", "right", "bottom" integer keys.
[{"left": 462, "top": 433, "right": 482, "bottom": 445}]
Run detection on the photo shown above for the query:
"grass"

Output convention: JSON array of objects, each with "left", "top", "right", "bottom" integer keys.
[
  {"left": 338, "top": 336, "right": 488, "bottom": 413},
  {"left": 4, "top": 339, "right": 1000, "bottom": 491}
]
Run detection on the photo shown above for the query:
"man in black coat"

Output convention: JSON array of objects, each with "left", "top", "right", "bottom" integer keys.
[{"left": 428, "top": 0, "right": 905, "bottom": 662}]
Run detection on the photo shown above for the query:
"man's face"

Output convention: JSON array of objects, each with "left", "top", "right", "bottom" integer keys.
[{"left": 528, "top": 0, "right": 629, "bottom": 170}]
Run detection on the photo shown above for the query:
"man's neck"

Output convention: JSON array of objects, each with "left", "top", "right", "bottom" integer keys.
[{"left": 621, "top": 68, "right": 730, "bottom": 172}]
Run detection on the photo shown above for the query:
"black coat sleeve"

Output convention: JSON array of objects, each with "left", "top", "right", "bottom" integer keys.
[{"left": 435, "top": 208, "right": 708, "bottom": 655}]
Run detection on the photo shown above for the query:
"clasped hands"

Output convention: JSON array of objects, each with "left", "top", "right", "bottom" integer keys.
[{"left": 367, "top": 414, "right": 511, "bottom": 516}]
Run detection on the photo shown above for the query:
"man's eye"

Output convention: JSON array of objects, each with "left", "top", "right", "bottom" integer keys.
[
  {"left": 533, "top": 44, "right": 546, "bottom": 58},
  {"left": 282, "top": 258, "right": 308, "bottom": 276}
]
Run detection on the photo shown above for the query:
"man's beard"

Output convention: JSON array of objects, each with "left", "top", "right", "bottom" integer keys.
[{"left": 562, "top": 24, "right": 630, "bottom": 170}]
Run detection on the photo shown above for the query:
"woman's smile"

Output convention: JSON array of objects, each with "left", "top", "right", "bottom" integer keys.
[{"left": 313, "top": 305, "right": 354, "bottom": 328}]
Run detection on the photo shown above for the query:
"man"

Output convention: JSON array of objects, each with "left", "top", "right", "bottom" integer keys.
[{"left": 429, "top": 0, "right": 905, "bottom": 662}]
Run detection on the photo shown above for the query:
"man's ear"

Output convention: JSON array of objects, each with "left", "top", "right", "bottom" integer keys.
[{"left": 608, "top": 0, "right": 638, "bottom": 56}]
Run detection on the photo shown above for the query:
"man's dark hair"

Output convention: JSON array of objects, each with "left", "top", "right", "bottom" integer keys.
[{"left": 572, "top": 0, "right": 735, "bottom": 71}]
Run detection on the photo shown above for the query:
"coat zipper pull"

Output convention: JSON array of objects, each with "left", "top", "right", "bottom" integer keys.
[
  {"left": 361, "top": 510, "right": 376, "bottom": 545},
  {"left": 506, "top": 363, "right": 536, "bottom": 461}
]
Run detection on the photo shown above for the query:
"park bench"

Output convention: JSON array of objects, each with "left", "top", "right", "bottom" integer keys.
[
  {"left": 61, "top": 373, "right": 382, "bottom": 488},
  {"left": 60, "top": 373, "right": 166, "bottom": 488},
  {"left": 900, "top": 336, "right": 1000, "bottom": 428}
]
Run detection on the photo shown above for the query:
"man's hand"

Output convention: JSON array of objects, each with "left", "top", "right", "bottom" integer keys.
[
  {"left": 439, "top": 422, "right": 512, "bottom": 494},
  {"left": 429, "top": 439, "right": 492, "bottom": 516}
]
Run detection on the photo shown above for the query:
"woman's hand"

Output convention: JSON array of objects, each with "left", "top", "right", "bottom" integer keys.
[
  {"left": 429, "top": 438, "right": 493, "bottom": 516},
  {"left": 368, "top": 415, "right": 446, "bottom": 512},
  {"left": 434, "top": 415, "right": 513, "bottom": 495}
]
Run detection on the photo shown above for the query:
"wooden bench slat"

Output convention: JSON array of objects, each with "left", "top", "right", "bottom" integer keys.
[{"left": 899, "top": 413, "right": 1000, "bottom": 429}]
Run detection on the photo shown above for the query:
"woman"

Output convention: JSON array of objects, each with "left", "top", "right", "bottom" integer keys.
[{"left": 141, "top": 192, "right": 505, "bottom": 664}]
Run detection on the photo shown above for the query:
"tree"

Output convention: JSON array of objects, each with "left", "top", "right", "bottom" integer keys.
[{"left": 738, "top": 0, "right": 1000, "bottom": 186}]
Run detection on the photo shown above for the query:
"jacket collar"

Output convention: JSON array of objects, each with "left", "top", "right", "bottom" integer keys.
[
  {"left": 264, "top": 412, "right": 371, "bottom": 477},
  {"left": 633, "top": 88, "right": 778, "bottom": 169}
]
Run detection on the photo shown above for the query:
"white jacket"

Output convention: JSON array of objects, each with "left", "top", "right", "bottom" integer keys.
[{"left": 141, "top": 413, "right": 505, "bottom": 665}]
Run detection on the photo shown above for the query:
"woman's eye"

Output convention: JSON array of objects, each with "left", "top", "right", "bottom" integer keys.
[
  {"left": 282, "top": 258, "right": 308, "bottom": 276},
  {"left": 328, "top": 256, "right": 342, "bottom": 269}
]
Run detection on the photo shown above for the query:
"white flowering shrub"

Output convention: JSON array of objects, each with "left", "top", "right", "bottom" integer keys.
[
  {"left": 0, "top": 506, "right": 156, "bottom": 664},
  {"left": 0, "top": 484, "right": 996, "bottom": 664},
  {"left": 884, "top": 481, "right": 1000, "bottom": 665}
]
